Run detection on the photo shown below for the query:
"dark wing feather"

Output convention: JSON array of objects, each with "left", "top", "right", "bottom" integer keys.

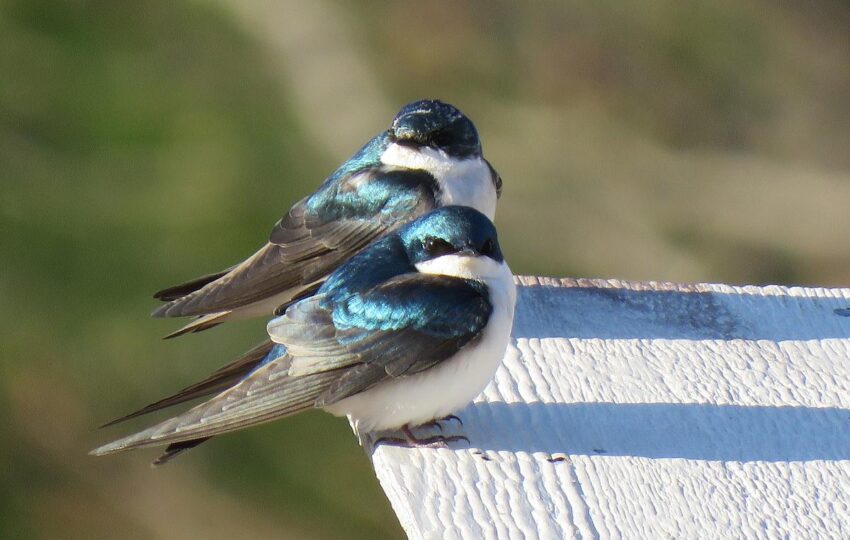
[
  {"left": 269, "top": 273, "right": 493, "bottom": 405},
  {"left": 273, "top": 281, "right": 324, "bottom": 316},
  {"left": 153, "top": 268, "right": 234, "bottom": 301},
  {"left": 91, "top": 356, "right": 342, "bottom": 455},
  {"left": 161, "top": 312, "right": 231, "bottom": 339},
  {"left": 153, "top": 166, "right": 438, "bottom": 318},
  {"left": 100, "top": 340, "right": 281, "bottom": 427},
  {"left": 92, "top": 275, "right": 491, "bottom": 456},
  {"left": 153, "top": 437, "right": 211, "bottom": 466}
]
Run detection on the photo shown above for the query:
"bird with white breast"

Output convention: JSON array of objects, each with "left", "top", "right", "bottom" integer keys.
[
  {"left": 93, "top": 206, "right": 516, "bottom": 464},
  {"left": 153, "top": 100, "right": 503, "bottom": 338}
]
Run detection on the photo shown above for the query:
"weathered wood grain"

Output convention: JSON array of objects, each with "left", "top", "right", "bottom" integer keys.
[{"left": 358, "top": 276, "right": 850, "bottom": 539}]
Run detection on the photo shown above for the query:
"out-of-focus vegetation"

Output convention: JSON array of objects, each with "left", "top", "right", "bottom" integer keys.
[{"left": 1, "top": 0, "right": 848, "bottom": 538}]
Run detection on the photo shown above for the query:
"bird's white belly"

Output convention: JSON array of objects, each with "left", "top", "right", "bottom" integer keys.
[
  {"left": 324, "top": 260, "right": 515, "bottom": 432},
  {"left": 380, "top": 144, "right": 497, "bottom": 220}
]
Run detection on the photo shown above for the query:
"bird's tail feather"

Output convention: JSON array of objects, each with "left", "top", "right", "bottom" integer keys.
[
  {"left": 91, "top": 357, "right": 339, "bottom": 457},
  {"left": 100, "top": 340, "right": 280, "bottom": 428},
  {"left": 153, "top": 269, "right": 233, "bottom": 301},
  {"left": 152, "top": 437, "right": 212, "bottom": 466},
  {"left": 161, "top": 312, "right": 231, "bottom": 339}
]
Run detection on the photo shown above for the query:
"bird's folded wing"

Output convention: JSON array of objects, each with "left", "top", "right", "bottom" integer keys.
[
  {"left": 152, "top": 166, "right": 438, "bottom": 317},
  {"left": 153, "top": 267, "right": 235, "bottom": 301},
  {"left": 93, "top": 276, "right": 491, "bottom": 454},
  {"left": 100, "top": 339, "right": 282, "bottom": 427},
  {"left": 91, "top": 355, "right": 340, "bottom": 455},
  {"left": 268, "top": 274, "right": 493, "bottom": 406}
]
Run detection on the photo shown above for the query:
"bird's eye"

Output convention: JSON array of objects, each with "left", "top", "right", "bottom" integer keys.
[
  {"left": 430, "top": 130, "right": 454, "bottom": 148},
  {"left": 423, "top": 237, "right": 457, "bottom": 257},
  {"left": 480, "top": 238, "right": 495, "bottom": 257}
]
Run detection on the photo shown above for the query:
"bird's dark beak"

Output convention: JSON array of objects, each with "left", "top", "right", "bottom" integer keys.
[{"left": 485, "top": 159, "right": 502, "bottom": 198}]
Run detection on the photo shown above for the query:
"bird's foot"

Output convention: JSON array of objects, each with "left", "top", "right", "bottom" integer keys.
[
  {"left": 418, "top": 414, "right": 463, "bottom": 432},
  {"left": 439, "top": 414, "right": 463, "bottom": 426},
  {"left": 416, "top": 420, "right": 443, "bottom": 432},
  {"left": 375, "top": 424, "right": 469, "bottom": 449},
  {"left": 375, "top": 435, "right": 469, "bottom": 448}
]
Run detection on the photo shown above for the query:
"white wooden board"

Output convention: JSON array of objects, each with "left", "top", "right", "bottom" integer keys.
[{"left": 359, "top": 276, "right": 850, "bottom": 539}]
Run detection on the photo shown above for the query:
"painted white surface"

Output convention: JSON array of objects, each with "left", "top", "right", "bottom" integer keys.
[{"left": 358, "top": 276, "right": 850, "bottom": 540}]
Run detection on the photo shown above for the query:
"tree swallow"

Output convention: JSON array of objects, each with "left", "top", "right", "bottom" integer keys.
[
  {"left": 154, "top": 100, "right": 503, "bottom": 338},
  {"left": 92, "top": 206, "right": 516, "bottom": 464}
]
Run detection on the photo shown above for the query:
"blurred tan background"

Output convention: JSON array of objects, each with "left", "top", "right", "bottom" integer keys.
[{"left": 2, "top": 0, "right": 848, "bottom": 538}]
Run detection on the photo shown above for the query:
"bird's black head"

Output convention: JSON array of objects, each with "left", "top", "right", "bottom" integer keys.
[
  {"left": 390, "top": 100, "right": 482, "bottom": 159},
  {"left": 400, "top": 206, "right": 504, "bottom": 266}
]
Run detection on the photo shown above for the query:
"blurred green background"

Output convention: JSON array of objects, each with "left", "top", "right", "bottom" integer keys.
[{"left": 2, "top": 0, "right": 849, "bottom": 537}]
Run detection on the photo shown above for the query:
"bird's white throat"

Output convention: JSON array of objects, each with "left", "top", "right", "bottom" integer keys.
[
  {"left": 415, "top": 253, "right": 508, "bottom": 282},
  {"left": 380, "top": 143, "right": 497, "bottom": 220}
]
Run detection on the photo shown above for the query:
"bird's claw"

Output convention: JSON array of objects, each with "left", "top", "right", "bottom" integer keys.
[
  {"left": 374, "top": 423, "right": 469, "bottom": 449},
  {"left": 419, "top": 415, "right": 463, "bottom": 432},
  {"left": 375, "top": 434, "right": 469, "bottom": 449},
  {"left": 419, "top": 419, "right": 444, "bottom": 432},
  {"left": 440, "top": 414, "right": 463, "bottom": 426}
]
